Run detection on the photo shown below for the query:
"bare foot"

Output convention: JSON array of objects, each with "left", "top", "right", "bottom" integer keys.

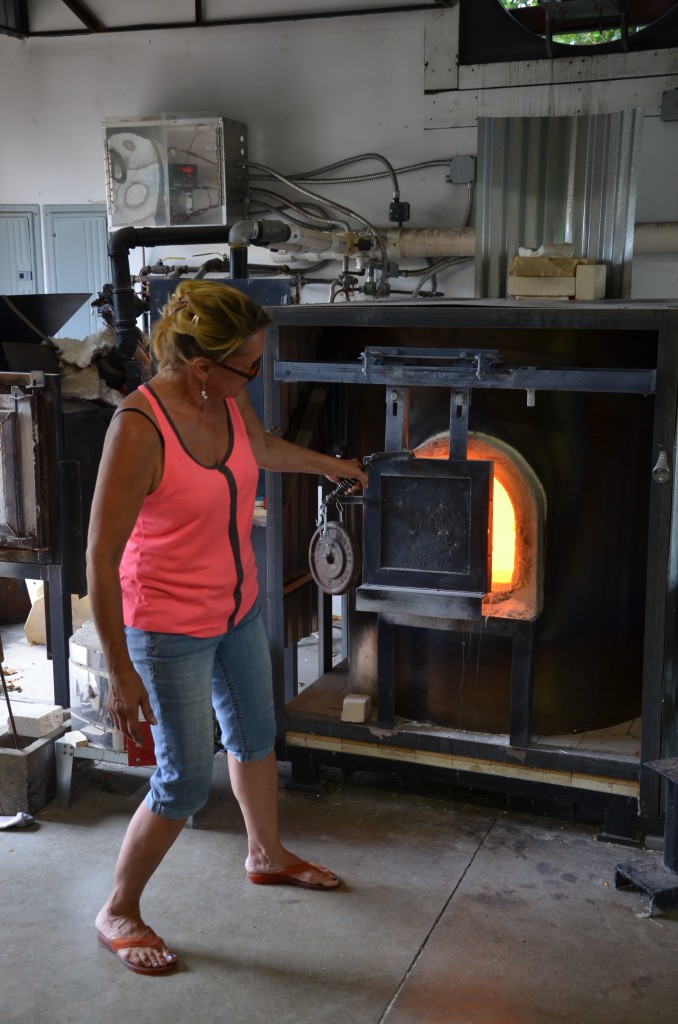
[{"left": 95, "top": 906, "right": 178, "bottom": 973}]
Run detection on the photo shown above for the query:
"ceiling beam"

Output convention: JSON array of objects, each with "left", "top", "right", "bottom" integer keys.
[
  {"left": 27, "top": 4, "right": 439, "bottom": 38},
  {"left": 60, "top": 0, "right": 105, "bottom": 33}
]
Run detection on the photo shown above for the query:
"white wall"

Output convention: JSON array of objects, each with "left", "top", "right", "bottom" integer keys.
[{"left": 1, "top": 8, "right": 677, "bottom": 299}]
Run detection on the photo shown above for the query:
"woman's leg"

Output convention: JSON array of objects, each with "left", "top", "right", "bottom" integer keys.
[
  {"left": 214, "top": 606, "right": 339, "bottom": 887},
  {"left": 96, "top": 629, "right": 218, "bottom": 967},
  {"left": 228, "top": 750, "right": 339, "bottom": 887},
  {"left": 95, "top": 804, "right": 185, "bottom": 969}
]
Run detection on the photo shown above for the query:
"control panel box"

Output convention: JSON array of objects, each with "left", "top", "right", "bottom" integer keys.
[{"left": 103, "top": 113, "right": 247, "bottom": 229}]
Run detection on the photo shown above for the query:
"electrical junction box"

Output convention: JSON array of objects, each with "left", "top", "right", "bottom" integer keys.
[
  {"left": 103, "top": 113, "right": 247, "bottom": 229},
  {"left": 447, "top": 155, "right": 476, "bottom": 185},
  {"left": 661, "top": 88, "right": 678, "bottom": 122}
]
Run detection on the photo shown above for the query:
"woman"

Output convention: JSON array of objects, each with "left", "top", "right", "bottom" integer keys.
[{"left": 87, "top": 279, "right": 367, "bottom": 976}]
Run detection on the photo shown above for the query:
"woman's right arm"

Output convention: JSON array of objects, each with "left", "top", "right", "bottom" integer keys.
[{"left": 86, "top": 406, "right": 162, "bottom": 746}]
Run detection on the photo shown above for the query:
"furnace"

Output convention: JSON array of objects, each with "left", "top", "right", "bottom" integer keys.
[{"left": 264, "top": 299, "right": 676, "bottom": 839}]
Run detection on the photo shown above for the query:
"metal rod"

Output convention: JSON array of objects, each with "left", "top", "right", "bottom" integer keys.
[{"left": 0, "top": 662, "right": 20, "bottom": 749}]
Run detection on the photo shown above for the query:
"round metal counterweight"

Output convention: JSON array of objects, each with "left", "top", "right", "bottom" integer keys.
[{"left": 308, "top": 523, "right": 361, "bottom": 595}]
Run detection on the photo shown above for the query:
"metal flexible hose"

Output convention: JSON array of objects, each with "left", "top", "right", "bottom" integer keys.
[
  {"left": 412, "top": 257, "right": 472, "bottom": 297},
  {"left": 462, "top": 182, "right": 475, "bottom": 228},
  {"left": 397, "top": 261, "right": 438, "bottom": 279},
  {"left": 247, "top": 158, "right": 450, "bottom": 187},
  {"left": 247, "top": 187, "right": 350, "bottom": 231},
  {"left": 247, "top": 161, "right": 390, "bottom": 296},
  {"left": 280, "top": 152, "right": 400, "bottom": 197},
  {"left": 394, "top": 256, "right": 453, "bottom": 281},
  {"left": 247, "top": 262, "right": 331, "bottom": 277}
]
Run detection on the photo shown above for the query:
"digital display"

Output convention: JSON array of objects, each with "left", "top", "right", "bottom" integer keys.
[{"left": 169, "top": 163, "right": 197, "bottom": 187}]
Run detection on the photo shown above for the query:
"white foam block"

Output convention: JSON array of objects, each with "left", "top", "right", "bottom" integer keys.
[
  {"left": 575, "top": 263, "right": 606, "bottom": 300},
  {"left": 341, "top": 693, "right": 371, "bottom": 723}
]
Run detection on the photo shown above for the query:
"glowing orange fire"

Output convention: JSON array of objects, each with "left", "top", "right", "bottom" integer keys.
[{"left": 489, "top": 477, "right": 516, "bottom": 587}]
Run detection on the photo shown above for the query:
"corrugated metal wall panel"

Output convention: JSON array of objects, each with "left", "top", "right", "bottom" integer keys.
[{"left": 475, "top": 109, "right": 643, "bottom": 298}]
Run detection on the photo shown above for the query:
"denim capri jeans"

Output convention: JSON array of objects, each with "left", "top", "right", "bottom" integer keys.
[{"left": 125, "top": 602, "right": 275, "bottom": 821}]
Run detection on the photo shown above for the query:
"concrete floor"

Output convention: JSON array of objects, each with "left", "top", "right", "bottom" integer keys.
[{"left": 2, "top": 625, "right": 678, "bottom": 1023}]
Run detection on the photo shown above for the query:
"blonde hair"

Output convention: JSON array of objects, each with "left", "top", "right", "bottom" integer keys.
[{"left": 151, "top": 279, "right": 271, "bottom": 372}]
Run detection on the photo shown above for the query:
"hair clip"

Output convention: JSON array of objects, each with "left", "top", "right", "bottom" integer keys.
[
  {"left": 191, "top": 314, "right": 200, "bottom": 327},
  {"left": 167, "top": 299, "right": 188, "bottom": 317}
]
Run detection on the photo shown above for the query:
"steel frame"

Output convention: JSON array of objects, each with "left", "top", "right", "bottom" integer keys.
[
  {"left": 264, "top": 301, "right": 678, "bottom": 828},
  {"left": 0, "top": 373, "right": 75, "bottom": 707}
]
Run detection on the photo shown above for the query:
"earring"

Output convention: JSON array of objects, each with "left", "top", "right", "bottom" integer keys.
[{"left": 201, "top": 379, "right": 208, "bottom": 400}]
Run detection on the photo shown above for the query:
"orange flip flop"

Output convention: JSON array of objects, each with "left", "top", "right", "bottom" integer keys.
[
  {"left": 247, "top": 860, "right": 340, "bottom": 891},
  {"left": 97, "top": 927, "right": 178, "bottom": 976}
]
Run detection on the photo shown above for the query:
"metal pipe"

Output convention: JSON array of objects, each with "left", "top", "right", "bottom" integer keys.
[
  {"left": 230, "top": 247, "right": 248, "bottom": 279},
  {"left": 0, "top": 662, "right": 20, "bottom": 748},
  {"left": 384, "top": 223, "right": 678, "bottom": 259},
  {"left": 385, "top": 227, "right": 476, "bottom": 260},
  {"left": 107, "top": 217, "right": 678, "bottom": 363},
  {"left": 108, "top": 225, "right": 235, "bottom": 356},
  {"left": 634, "top": 222, "right": 678, "bottom": 254},
  {"left": 227, "top": 218, "right": 294, "bottom": 279}
]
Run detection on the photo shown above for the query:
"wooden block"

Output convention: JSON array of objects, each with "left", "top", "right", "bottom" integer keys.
[
  {"left": 507, "top": 275, "right": 576, "bottom": 298},
  {"left": 575, "top": 263, "right": 606, "bottom": 300},
  {"left": 62, "top": 730, "right": 89, "bottom": 747}
]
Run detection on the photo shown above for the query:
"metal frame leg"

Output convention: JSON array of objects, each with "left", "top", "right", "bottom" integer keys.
[
  {"left": 45, "top": 564, "right": 72, "bottom": 708},
  {"left": 377, "top": 614, "right": 396, "bottom": 729},
  {"left": 55, "top": 739, "right": 75, "bottom": 808},
  {"left": 287, "top": 746, "right": 322, "bottom": 792},
  {"left": 318, "top": 589, "right": 333, "bottom": 677},
  {"left": 509, "top": 621, "right": 535, "bottom": 748}
]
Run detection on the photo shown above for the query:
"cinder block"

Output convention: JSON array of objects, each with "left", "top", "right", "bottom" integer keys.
[
  {"left": 0, "top": 722, "right": 69, "bottom": 814},
  {"left": 7, "top": 703, "right": 64, "bottom": 738},
  {"left": 69, "top": 618, "right": 107, "bottom": 672},
  {"left": 341, "top": 693, "right": 371, "bottom": 723}
]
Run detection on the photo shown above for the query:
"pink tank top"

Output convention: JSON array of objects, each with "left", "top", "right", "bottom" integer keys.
[{"left": 119, "top": 383, "right": 259, "bottom": 638}]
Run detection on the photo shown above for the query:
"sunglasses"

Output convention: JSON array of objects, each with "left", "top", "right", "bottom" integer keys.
[{"left": 215, "top": 357, "right": 262, "bottom": 382}]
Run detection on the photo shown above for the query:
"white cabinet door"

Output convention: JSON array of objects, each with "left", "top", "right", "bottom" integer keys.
[
  {"left": 44, "top": 205, "right": 108, "bottom": 339},
  {"left": 0, "top": 206, "right": 43, "bottom": 295}
]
